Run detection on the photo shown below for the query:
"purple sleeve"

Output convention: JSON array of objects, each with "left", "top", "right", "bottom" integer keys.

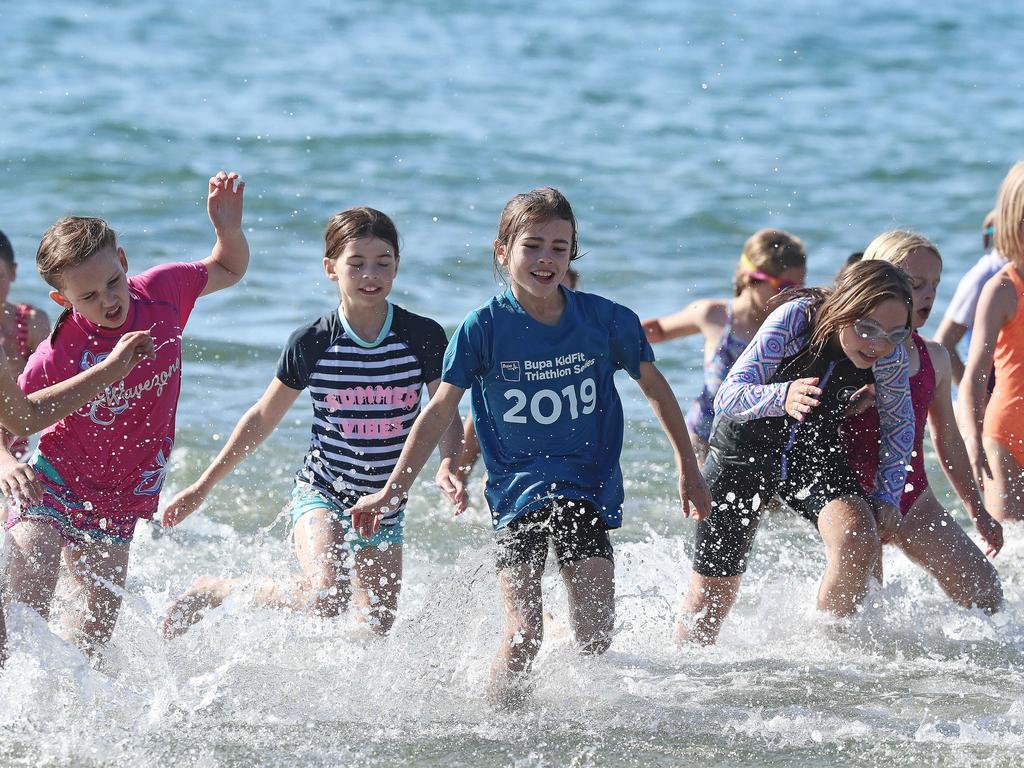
[
  {"left": 871, "top": 344, "right": 914, "bottom": 507},
  {"left": 714, "top": 299, "right": 811, "bottom": 421}
]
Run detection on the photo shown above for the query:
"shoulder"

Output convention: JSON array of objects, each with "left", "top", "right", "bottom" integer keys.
[
  {"left": 924, "top": 338, "right": 951, "bottom": 377},
  {"left": 283, "top": 311, "right": 339, "bottom": 350},
  {"left": 573, "top": 290, "right": 637, "bottom": 322},
  {"left": 682, "top": 297, "right": 729, "bottom": 329},
  {"left": 390, "top": 304, "right": 446, "bottom": 340},
  {"left": 24, "top": 304, "right": 51, "bottom": 343}
]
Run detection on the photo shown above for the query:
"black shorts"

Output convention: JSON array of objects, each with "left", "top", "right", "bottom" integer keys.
[
  {"left": 495, "top": 500, "right": 614, "bottom": 573},
  {"left": 692, "top": 447, "right": 866, "bottom": 578}
]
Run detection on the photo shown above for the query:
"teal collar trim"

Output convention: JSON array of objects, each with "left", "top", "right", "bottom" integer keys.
[{"left": 338, "top": 301, "right": 393, "bottom": 348}]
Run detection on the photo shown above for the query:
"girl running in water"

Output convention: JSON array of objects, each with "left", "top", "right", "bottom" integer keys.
[
  {"left": 960, "top": 160, "right": 1024, "bottom": 524},
  {"left": 642, "top": 230, "right": 806, "bottom": 464},
  {"left": 347, "top": 187, "right": 710, "bottom": 708},
  {"left": 676, "top": 260, "right": 915, "bottom": 645},
  {"left": 844, "top": 231, "right": 1002, "bottom": 610},
  {"left": 161, "top": 207, "right": 464, "bottom": 636}
]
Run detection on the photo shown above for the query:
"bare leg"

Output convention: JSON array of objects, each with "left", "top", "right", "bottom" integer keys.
[
  {"left": 816, "top": 496, "right": 882, "bottom": 616},
  {"left": 560, "top": 556, "right": 614, "bottom": 654},
  {"left": 675, "top": 571, "right": 742, "bottom": 645},
  {"left": 162, "top": 508, "right": 353, "bottom": 637},
  {"left": 5, "top": 520, "right": 65, "bottom": 619},
  {"left": 982, "top": 437, "right": 1024, "bottom": 523},
  {"left": 895, "top": 489, "right": 1002, "bottom": 612},
  {"left": 490, "top": 563, "right": 544, "bottom": 710},
  {"left": 62, "top": 538, "right": 131, "bottom": 658},
  {"left": 351, "top": 544, "right": 403, "bottom": 635}
]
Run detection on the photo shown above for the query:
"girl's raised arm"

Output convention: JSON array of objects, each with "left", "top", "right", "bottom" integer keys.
[{"left": 161, "top": 378, "right": 301, "bottom": 527}]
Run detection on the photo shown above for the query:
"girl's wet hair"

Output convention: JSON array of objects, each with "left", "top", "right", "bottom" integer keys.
[
  {"left": 493, "top": 187, "right": 579, "bottom": 280},
  {"left": 861, "top": 229, "right": 942, "bottom": 268},
  {"left": 733, "top": 229, "right": 806, "bottom": 296},
  {"left": 0, "top": 229, "right": 14, "bottom": 265},
  {"left": 36, "top": 217, "right": 117, "bottom": 289},
  {"left": 777, "top": 260, "right": 913, "bottom": 355},
  {"left": 324, "top": 207, "right": 400, "bottom": 262},
  {"left": 995, "top": 161, "right": 1024, "bottom": 267}
]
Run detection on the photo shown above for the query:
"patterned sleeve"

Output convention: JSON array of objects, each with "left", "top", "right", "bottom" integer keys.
[
  {"left": 714, "top": 299, "right": 811, "bottom": 421},
  {"left": 871, "top": 343, "right": 914, "bottom": 507}
]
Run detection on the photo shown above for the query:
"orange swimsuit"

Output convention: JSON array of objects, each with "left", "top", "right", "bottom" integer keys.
[{"left": 983, "top": 263, "right": 1024, "bottom": 467}]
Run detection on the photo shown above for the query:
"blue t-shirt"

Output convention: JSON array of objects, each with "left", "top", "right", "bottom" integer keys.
[{"left": 442, "top": 287, "right": 655, "bottom": 530}]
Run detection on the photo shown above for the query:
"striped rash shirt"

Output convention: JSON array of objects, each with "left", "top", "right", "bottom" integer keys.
[{"left": 276, "top": 303, "right": 447, "bottom": 524}]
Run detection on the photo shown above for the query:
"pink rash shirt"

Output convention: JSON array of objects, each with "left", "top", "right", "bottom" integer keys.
[{"left": 19, "top": 261, "right": 208, "bottom": 520}]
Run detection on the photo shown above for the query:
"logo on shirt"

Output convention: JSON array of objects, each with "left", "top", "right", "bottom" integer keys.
[{"left": 500, "top": 361, "right": 521, "bottom": 382}]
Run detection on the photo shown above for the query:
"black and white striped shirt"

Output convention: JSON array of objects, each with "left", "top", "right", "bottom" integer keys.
[{"left": 276, "top": 303, "right": 447, "bottom": 523}]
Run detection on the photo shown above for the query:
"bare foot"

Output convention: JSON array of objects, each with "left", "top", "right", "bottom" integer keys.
[{"left": 161, "top": 575, "right": 233, "bottom": 638}]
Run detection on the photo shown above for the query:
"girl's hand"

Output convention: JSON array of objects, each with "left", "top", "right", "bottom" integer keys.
[
  {"left": 104, "top": 331, "right": 156, "bottom": 378},
  {"left": 844, "top": 384, "right": 876, "bottom": 416},
  {"left": 784, "top": 377, "right": 822, "bottom": 421},
  {"left": 0, "top": 459, "right": 42, "bottom": 505},
  {"left": 873, "top": 501, "right": 901, "bottom": 544},
  {"left": 679, "top": 471, "right": 712, "bottom": 521},
  {"left": 347, "top": 491, "right": 392, "bottom": 538},
  {"left": 435, "top": 461, "right": 468, "bottom": 515},
  {"left": 972, "top": 509, "right": 1004, "bottom": 558},
  {"left": 207, "top": 171, "right": 245, "bottom": 234},
  {"left": 162, "top": 482, "right": 208, "bottom": 527}
]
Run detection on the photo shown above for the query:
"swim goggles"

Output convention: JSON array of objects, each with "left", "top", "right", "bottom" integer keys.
[
  {"left": 739, "top": 253, "right": 802, "bottom": 292},
  {"left": 852, "top": 318, "right": 911, "bottom": 345},
  {"left": 746, "top": 268, "right": 803, "bottom": 292}
]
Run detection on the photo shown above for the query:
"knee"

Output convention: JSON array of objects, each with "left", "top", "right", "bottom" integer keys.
[{"left": 831, "top": 508, "right": 882, "bottom": 565}]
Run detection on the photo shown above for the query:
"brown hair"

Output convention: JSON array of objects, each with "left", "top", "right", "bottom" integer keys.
[
  {"left": 861, "top": 229, "right": 942, "bottom": 269},
  {"left": 36, "top": 216, "right": 118, "bottom": 289},
  {"left": 733, "top": 228, "right": 807, "bottom": 296},
  {"left": 493, "top": 187, "right": 579, "bottom": 279},
  {"left": 778, "top": 260, "right": 913, "bottom": 356},
  {"left": 995, "top": 161, "right": 1024, "bottom": 267},
  {"left": 324, "top": 207, "right": 400, "bottom": 262}
]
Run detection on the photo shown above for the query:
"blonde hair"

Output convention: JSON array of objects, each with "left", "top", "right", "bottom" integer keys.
[
  {"left": 733, "top": 228, "right": 806, "bottom": 296},
  {"left": 861, "top": 230, "right": 941, "bottom": 270},
  {"left": 36, "top": 216, "right": 118, "bottom": 289},
  {"left": 995, "top": 161, "right": 1024, "bottom": 267}
]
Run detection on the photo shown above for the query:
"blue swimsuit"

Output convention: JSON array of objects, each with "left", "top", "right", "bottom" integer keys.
[{"left": 684, "top": 303, "right": 749, "bottom": 442}]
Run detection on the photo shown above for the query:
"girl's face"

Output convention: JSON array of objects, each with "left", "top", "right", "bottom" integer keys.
[
  {"left": 496, "top": 217, "right": 573, "bottom": 302},
  {"left": 748, "top": 266, "right": 806, "bottom": 306},
  {"left": 324, "top": 236, "right": 398, "bottom": 308},
  {"left": 901, "top": 247, "right": 942, "bottom": 330},
  {"left": 838, "top": 297, "right": 911, "bottom": 369}
]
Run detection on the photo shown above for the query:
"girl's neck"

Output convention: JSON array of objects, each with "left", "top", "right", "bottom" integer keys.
[
  {"left": 733, "top": 290, "right": 769, "bottom": 324},
  {"left": 340, "top": 299, "right": 390, "bottom": 344},
  {"left": 511, "top": 283, "right": 566, "bottom": 326}
]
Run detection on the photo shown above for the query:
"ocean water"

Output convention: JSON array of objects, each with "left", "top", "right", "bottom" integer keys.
[{"left": 1, "top": 1, "right": 1023, "bottom": 765}]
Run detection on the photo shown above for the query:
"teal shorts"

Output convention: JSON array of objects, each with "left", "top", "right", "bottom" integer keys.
[{"left": 289, "top": 483, "right": 405, "bottom": 551}]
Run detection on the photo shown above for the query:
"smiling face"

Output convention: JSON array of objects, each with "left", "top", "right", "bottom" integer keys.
[
  {"left": 324, "top": 236, "right": 398, "bottom": 308},
  {"left": 837, "top": 297, "right": 911, "bottom": 368},
  {"left": 901, "top": 247, "right": 942, "bottom": 330},
  {"left": 496, "top": 216, "right": 574, "bottom": 304},
  {"left": 50, "top": 246, "right": 131, "bottom": 328}
]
